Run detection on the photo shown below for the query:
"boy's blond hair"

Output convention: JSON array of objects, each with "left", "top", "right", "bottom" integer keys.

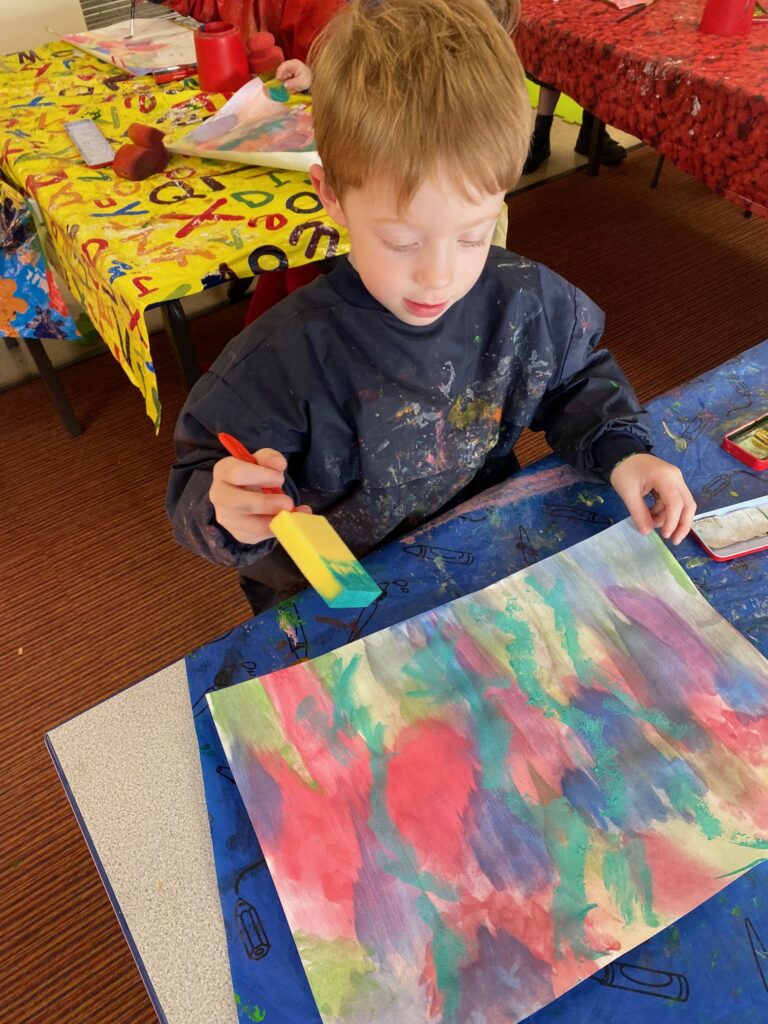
[{"left": 310, "top": 0, "right": 530, "bottom": 206}]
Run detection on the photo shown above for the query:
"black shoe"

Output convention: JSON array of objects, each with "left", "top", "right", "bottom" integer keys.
[
  {"left": 574, "top": 121, "right": 627, "bottom": 165},
  {"left": 522, "top": 132, "right": 551, "bottom": 174}
]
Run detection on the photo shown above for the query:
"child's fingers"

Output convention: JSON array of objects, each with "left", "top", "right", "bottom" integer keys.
[
  {"left": 225, "top": 486, "right": 294, "bottom": 517},
  {"left": 215, "top": 455, "right": 285, "bottom": 491},
  {"left": 669, "top": 490, "right": 697, "bottom": 545},
  {"left": 621, "top": 489, "right": 655, "bottom": 535},
  {"left": 658, "top": 492, "right": 684, "bottom": 540},
  {"left": 253, "top": 447, "right": 288, "bottom": 471},
  {"left": 651, "top": 485, "right": 697, "bottom": 544},
  {"left": 275, "top": 59, "right": 299, "bottom": 79},
  {"left": 212, "top": 476, "right": 293, "bottom": 515},
  {"left": 283, "top": 73, "right": 307, "bottom": 92},
  {"left": 217, "top": 510, "right": 275, "bottom": 545}
]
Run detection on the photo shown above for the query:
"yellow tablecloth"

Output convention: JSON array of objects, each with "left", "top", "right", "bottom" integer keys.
[{"left": 0, "top": 43, "right": 349, "bottom": 428}]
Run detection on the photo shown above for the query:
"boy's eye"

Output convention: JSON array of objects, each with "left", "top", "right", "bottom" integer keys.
[
  {"left": 384, "top": 241, "right": 417, "bottom": 253},
  {"left": 459, "top": 238, "right": 487, "bottom": 248}
]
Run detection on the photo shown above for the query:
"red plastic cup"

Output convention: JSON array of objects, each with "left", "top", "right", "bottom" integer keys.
[
  {"left": 194, "top": 21, "right": 250, "bottom": 93},
  {"left": 698, "top": 0, "right": 755, "bottom": 37}
]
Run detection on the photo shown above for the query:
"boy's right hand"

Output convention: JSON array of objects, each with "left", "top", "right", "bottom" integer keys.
[{"left": 210, "top": 448, "right": 312, "bottom": 545}]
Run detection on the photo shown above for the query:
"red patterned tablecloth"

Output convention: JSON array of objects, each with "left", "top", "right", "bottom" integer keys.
[{"left": 515, "top": 0, "right": 768, "bottom": 217}]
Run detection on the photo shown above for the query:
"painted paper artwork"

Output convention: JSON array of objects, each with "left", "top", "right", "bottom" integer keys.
[
  {"left": 208, "top": 521, "right": 768, "bottom": 1024},
  {"left": 168, "top": 77, "right": 317, "bottom": 172},
  {"left": 0, "top": 181, "right": 80, "bottom": 339},
  {"left": 56, "top": 18, "right": 196, "bottom": 76}
]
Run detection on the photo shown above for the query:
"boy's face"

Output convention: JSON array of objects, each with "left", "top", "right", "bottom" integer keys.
[{"left": 311, "top": 167, "right": 504, "bottom": 326}]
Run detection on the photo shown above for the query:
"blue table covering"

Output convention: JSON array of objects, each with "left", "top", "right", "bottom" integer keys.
[{"left": 186, "top": 341, "right": 768, "bottom": 1024}]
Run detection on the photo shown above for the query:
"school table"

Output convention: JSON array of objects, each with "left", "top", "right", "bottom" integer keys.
[
  {"left": 47, "top": 339, "right": 768, "bottom": 1024},
  {"left": 0, "top": 43, "right": 348, "bottom": 429},
  {"left": 515, "top": 0, "right": 768, "bottom": 215}
]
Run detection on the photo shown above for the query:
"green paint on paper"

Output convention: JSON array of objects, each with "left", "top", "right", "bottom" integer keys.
[
  {"left": 541, "top": 798, "right": 605, "bottom": 959},
  {"left": 417, "top": 893, "right": 466, "bottom": 1021},
  {"left": 295, "top": 932, "right": 378, "bottom": 1018},
  {"left": 603, "top": 846, "right": 637, "bottom": 925},
  {"left": 717, "top": 858, "right": 768, "bottom": 879},
  {"left": 664, "top": 765, "right": 722, "bottom": 840},
  {"left": 648, "top": 532, "right": 697, "bottom": 592},
  {"left": 330, "top": 653, "right": 385, "bottom": 754},
  {"left": 733, "top": 834, "right": 768, "bottom": 849}
]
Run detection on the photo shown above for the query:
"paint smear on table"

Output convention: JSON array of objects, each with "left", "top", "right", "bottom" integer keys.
[{"left": 209, "top": 519, "right": 768, "bottom": 1023}]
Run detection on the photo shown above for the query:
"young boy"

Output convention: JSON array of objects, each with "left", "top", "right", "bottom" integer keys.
[{"left": 167, "top": 0, "right": 695, "bottom": 614}]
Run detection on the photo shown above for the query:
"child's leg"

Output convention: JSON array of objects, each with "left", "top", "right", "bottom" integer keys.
[
  {"left": 523, "top": 83, "right": 560, "bottom": 174},
  {"left": 575, "top": 111, "right": 628, "bottom": 165}
]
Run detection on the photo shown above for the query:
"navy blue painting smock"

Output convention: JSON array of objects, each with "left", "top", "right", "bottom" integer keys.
[{"left": 167, "top": 248, "right": 651, "bottom": 610}]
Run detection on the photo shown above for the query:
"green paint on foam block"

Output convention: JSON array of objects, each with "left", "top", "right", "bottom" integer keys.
[{"left": 320, "top": 555, "right": 381, "bottom": 607}]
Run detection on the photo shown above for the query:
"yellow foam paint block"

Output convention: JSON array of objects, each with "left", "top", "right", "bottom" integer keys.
[{"left": 270, "top": 511, "right": 382, "bottom": 608}]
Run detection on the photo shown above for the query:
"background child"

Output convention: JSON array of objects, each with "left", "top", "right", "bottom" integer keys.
[
  {"left": 147, "top": 0, "right": 341, "bottom": 86},
  {"left": 167, "top": 0, "right": 696, "bottom": 614},
  {"left": 147, "top": 0, "right": 343, "bottom": 315}
]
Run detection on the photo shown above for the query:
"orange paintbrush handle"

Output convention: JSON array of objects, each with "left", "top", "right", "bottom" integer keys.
[{"left": 218, "top": 432, "right": 283, "bottom": 494}]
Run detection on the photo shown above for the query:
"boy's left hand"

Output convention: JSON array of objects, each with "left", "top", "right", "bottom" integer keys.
[
  {"left": 276, "top": 59, "right": 313, "bottom": 92},
  {"left": 610, "top": 453, "right": 696, "bottom": 545}
]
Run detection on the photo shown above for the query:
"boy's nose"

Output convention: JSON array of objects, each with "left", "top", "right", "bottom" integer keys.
[{"left": 413, "top": 247, "right": 453, "bottom": 292}]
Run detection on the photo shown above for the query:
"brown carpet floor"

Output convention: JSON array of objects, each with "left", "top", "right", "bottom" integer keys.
[{"left": 1, "top": 148, "right": 767, "bottom": 1024}]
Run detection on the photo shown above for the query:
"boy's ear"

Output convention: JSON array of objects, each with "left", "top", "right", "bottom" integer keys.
[{"left": 310, "top": 164, "right": 348, "bottom": 227}]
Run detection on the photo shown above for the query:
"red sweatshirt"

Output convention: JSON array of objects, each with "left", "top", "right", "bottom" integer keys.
[{"left": 157, "top": 0, "right": 343, "bottom": 62}]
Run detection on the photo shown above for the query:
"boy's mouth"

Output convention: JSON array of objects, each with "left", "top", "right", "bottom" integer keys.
[{"left": 403, "top": 298, "right": 448, "bottom": 318}]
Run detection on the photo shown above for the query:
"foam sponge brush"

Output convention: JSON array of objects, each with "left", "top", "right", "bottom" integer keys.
[
  {"left": 218, "top": 433, "right": 381, "bottom": 609},
  {"left": 270, "top": 510, "right": 381, "bottom": 608}
]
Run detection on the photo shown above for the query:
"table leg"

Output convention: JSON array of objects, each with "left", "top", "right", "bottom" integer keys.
[
  {"left": 23, "top": 337, "right": 82, "bottom": 438},
  {"left": 227, "top": 277, "right": 252, "bottom": 303},
  {"left": 160, "top": 299, "right": 201, "bottom": 391},
  {"left": 587, "top": 115, "right": 603, "bottom": 177},
  {"left": 650, "top": 154, "right": 665, "bottom": 190}
]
